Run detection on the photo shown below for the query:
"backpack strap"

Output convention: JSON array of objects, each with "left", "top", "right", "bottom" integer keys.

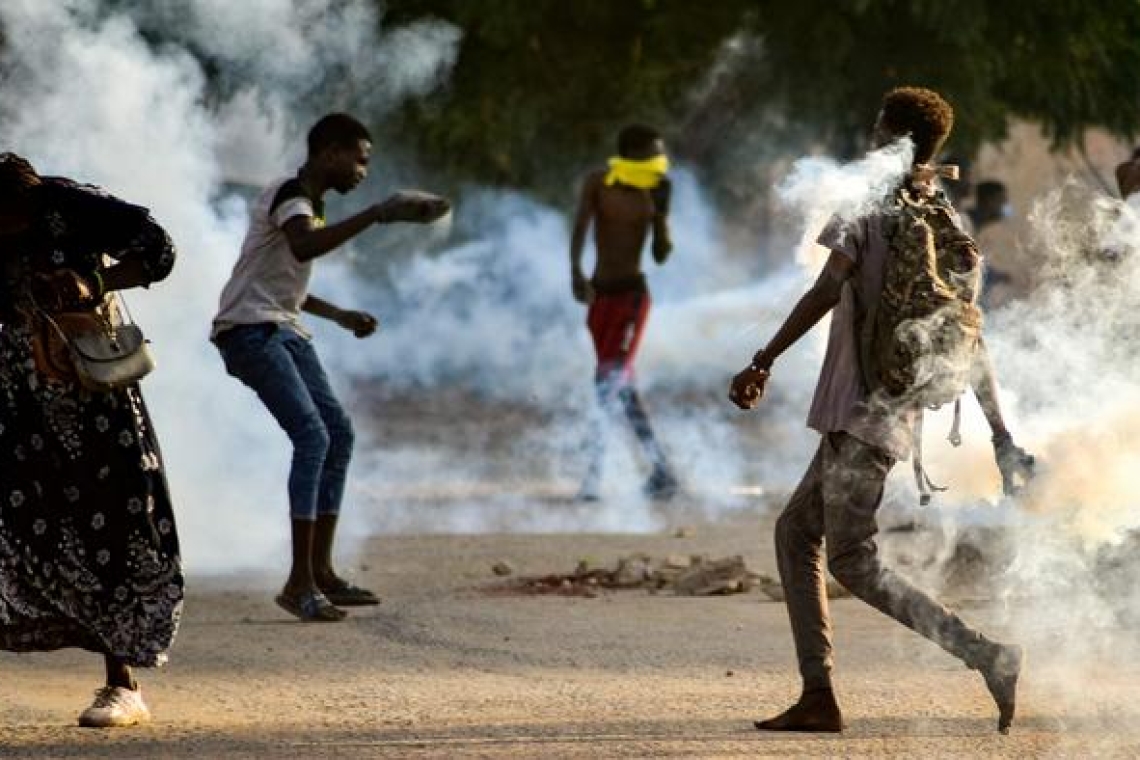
[
  {"left": 912, "top": 412, "right": 948, "bottom": 506},
  {"left": 948, "top": 397, "right": 963, "bottom": 447},
  {"left": 855, "top": 199, "right": 905, "bottom": 395},
  {"left": 855, "top": 278, "right": 881, "bottom": 394}
]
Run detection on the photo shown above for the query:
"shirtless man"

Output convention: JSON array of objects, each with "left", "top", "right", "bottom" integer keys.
[{"left": 570, "top": 124, "right": 679, "bottom": 501}]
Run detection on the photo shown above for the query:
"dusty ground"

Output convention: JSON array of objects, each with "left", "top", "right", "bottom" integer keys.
[{"left": 4, "top": 502, "right": 1140, "bottom": 760}]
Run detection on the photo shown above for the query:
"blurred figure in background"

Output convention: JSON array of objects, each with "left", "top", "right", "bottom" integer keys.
[
  {"left": 569, "top": 124, "right": 680, "bottom": 502},
  {"left": 969, "top": 180, "right": 1018, "bottom": 309}
]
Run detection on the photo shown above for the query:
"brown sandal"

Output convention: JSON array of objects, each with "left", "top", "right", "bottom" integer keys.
[
  {"left": 274, "top": 589, "right": 347, "bottom": 622},
  {"left": 318, "top": 579, "right": 380, "bottom": 607}
]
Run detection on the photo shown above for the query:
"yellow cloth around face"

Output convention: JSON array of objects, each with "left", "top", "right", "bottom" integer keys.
[{"left": 604, "top": 155, "right": 670, "bottom": 189}]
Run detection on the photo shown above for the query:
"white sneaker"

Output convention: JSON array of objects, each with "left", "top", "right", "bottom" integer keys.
[{"left": 77, "top": 686, "right": 151, "bottom": 728}]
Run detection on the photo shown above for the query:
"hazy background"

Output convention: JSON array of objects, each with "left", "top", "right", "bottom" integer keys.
[{"left": 1, "top": 5, "right": 1139, "bottom": 697}]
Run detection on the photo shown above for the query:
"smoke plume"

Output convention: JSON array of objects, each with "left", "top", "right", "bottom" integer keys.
[{"left": 0, "top": 0, "right": 460, "bottom": 572}]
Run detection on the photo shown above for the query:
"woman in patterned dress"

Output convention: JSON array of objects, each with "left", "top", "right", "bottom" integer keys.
[{"left": 0, "top": 153, "right": 183, "bottom": 727}]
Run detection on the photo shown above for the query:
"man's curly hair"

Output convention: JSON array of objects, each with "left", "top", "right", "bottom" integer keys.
[{"left": 879, "top": 87, "right": 954, "bottom": 165}]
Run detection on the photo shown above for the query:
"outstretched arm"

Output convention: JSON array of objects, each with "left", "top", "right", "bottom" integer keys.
[
  {"left": 570, "top": 173, "right": 599, "bottom": 303},
  {"left": 283, "top": 191, "right": 450, "bottom": 263},
  {"left": 971, "top": 337, "right": 1036, "bottom": 494},
  {"left": 730, "top": 250, "right": 853, "bottom": 408},
  {"left": 283, "top": 206, "right": 384, "bottom": 263},
  {"left": 970, "top": 339, "right": 1008, "bottom": 439}
]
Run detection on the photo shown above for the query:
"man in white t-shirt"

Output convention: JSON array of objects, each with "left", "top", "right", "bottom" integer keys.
[{"left": 213, "top": 112, "right": 449, "bottom": 622}]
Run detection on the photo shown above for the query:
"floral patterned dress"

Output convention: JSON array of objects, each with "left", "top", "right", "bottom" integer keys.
[{"left": 0, "top": 178, "right": 183, "bottom": 667}]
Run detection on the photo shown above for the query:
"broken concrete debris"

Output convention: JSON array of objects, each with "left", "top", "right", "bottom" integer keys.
[{"left": 489, "top": 553, "right": 852, "bottom": 599}]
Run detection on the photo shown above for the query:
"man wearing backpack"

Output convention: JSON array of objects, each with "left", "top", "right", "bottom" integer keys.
[{"left": 729, "top": 87, "right": 1022, "bottom": 734}]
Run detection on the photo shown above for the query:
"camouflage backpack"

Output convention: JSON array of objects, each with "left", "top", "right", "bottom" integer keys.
[{"left": 859, "top": 185, "right": 984, "bottom": 409}]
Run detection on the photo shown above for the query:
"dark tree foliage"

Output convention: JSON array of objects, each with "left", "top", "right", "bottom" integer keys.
[
  {"left": 751, "top": 0, "right": 1140, "bottom": 156},
  {"left": 380, "top": 0, "right": 749, "bottom": 199},
  {"left": 29, "top": 1, "right": 1139, "bottom": 204},
  {"left": 380, "top": 0, "right": 1140, "bottom": 202}
]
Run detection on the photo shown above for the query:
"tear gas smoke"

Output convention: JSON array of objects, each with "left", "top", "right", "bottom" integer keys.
[
  {"left": 0, "top": 0, "right": 459, "bottom": 573},
  {"left": 767, "top": 143, "right": 1140, "bottom": 714},
  {"left": 922, "top": 184, "right": 1140, "bottom": 539},
  {"left": 5, "top": 8, "right": 1139, "bottom": 670},
  {"left": 6, "top": 2, "right": 1140, "bottom": 738},
  {"left": 775, "top": 137, "right": 914, "bottom": 268},
  {"left": 874, "top": 179, "right": 1140, "bottom": 721},
  {"left": 325, "top": 170, "right": 825, "bottom": 533}
]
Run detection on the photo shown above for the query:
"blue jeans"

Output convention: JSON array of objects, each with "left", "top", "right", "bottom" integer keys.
[{"left": 215, "top": 324, "right": 354, "bottom": 521}]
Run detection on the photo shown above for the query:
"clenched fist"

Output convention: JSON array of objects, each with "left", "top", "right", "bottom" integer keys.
[
  {"left": 571, "top": 271, "right": 595, "bottom": 305},
  {"left": 336, "top": 310, "right": 379, "bottom": 338},
  {"left": 376, "top": 190, "right": 451, "bottom": 224},
  {"left": 729, "top": 364, "right": 770, "bottom": 410}
]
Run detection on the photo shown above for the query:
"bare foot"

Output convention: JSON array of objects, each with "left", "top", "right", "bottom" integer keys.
[{"left": 979, "top": 643, "right": 1023, "bottom": 734}]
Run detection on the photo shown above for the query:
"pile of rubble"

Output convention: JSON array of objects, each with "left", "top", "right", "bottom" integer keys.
[{"left": 488, "top": 554, "right": 851, "bottom": 600}]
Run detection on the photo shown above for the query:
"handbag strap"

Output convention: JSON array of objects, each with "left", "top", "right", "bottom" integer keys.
[{"left": 105, "top": 291, "right": 138, "bottom": 327}]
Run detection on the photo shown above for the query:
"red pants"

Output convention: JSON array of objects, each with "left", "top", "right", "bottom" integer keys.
[{"left": 587, "top": 290, "right": 650, "bottom": 382}]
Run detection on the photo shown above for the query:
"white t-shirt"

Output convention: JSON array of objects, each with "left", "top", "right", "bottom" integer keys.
[{"left": 212, "top": 177, "right": 324, "bottom": 339}]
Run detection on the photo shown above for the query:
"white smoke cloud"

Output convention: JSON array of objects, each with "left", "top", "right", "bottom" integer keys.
[
  {"left": 0, "top": 0, "right": 461, "bottom": 573},
  {"left": 775, "top": 137, "right": 914, "bottom": 268},
  {"left": 923, "top": 183, "right": 1140, "bottom": 536},
  {"left": 319, "top": 139, "right": 936, "bottom": 532},
  {"left": 9, "top": 4, "right": 1138, "bottom": 657},
  {"left": 9, "top": 4, "right": 1140, "bottom": 744},
  {"left": 131, "top": 0, "right": 460, "bottom": 110},
  {"left": 320, "top": 169, "right": 820, "bottom": 527}
]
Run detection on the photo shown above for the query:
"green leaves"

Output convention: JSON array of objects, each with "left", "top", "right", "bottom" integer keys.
[
  {"left": 96, "top": 0, "right": 1112, "bottom": 202},
  {"left": 382, "top": 1, "right": 1139, "bottom": 200}
]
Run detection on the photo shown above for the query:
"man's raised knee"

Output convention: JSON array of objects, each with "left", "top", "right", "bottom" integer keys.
[{"left": 827, "top": 549, "right": 877, "bottom": 594}]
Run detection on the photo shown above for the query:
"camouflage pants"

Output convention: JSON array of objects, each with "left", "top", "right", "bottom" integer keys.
[{"left": 774, "top": 432, "right": 993, "bottom": 690}]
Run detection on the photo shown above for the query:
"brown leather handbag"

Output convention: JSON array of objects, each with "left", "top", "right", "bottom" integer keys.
[{"left": 32, "top": 296, "right": 154, "bottom": 392}]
